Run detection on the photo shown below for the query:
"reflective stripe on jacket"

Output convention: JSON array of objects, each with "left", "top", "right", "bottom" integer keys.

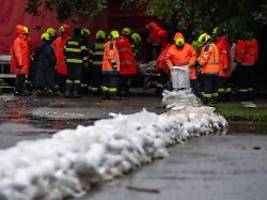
[
  {"left": 64, "top": 38, "right": 83, "bottom": 66},
  {"left": 198, "top": 43, "right": 220, "bottom": 74},
  {"left": 102, "top": 40, "right": 120, "bottom": 74},
  {"left": 92, "top": 41, "right": 105, "bottom": 67},
  {"left": 10, "top": 34, "right": 30, "bottom": 75}
]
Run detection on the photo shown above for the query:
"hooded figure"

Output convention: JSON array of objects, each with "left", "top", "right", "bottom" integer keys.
[
  {"left": 32, "top": 32, "right": 56, "bottom": 95},
  {"left": 10, "top": 24, "right": 31, "bottom": 95}
]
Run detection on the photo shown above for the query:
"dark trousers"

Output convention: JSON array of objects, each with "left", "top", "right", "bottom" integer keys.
[
  {"left": 102, "top": 73, "right": 120, "bottom": 96},
  {"left": 15, "top": 75, "right": 26, "bottom": 92},
  {"left": 235, "top": 65, "right": 254, "bottom": 90},
  {"left": 55, "top": 73, "right": 67, "bottom": 93},
  {"left": 81, "top": 67, "right": 90, "bottom": 88},
  {"left": 90, "top": 65, "right": 102, "bottom": 91},
  {"left": 67, "top": 64, "right": 82, "bottom": 81},
  {"left": 200, "top": 74, "right": 218, "bottom": 102},
  {"left": 191, "top": 79, "right": 201, "bottom": 98}
]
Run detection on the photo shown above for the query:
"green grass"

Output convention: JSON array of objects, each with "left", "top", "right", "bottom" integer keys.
[{"left": 215, "top": 106, "right": 267, "bottom": 122}]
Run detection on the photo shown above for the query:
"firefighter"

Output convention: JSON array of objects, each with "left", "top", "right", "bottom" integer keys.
[
  {"left": 117, "top": 27, "right": 137, "bottom": 96},
  {"left": 146, "top": 21, "right": 168, "bottom": 60},
  {"left": 80, "top": 28, "right": 92, "bottom": 95},
  {"left": 164, "top": 32, "right": 197, "bottom": 90},
  {"left": 213, "top": 27, "right": 232, "bottom": 102},
  {"left": 90, "top": 30, "right": 106, "bottom": 95},
  {"left": 64, "top": 28, "right": 84, "bottom": 98},
  {"left": 196, "top": 33, "right": 220, "bottom": 104},
  {"left": 32, "top": 33, "right": 56, "bottom": 96},
  {"left": 52, "top": 24, "right": 71, "bottom": 95},
  {"left": 190, "top": 35, "right": 202, "bottom": 97},
  {"left": 10, "top": 24, "right": 31, "bottom": 96},
  {"left": 235, "top": 32, "right": 258, "bottom": 101},
  {"left": 102, "top": 30, "right": 120, "bottom": 99},
  {"left": 46, "top": 27, "right": 57, "bottom": 42}
]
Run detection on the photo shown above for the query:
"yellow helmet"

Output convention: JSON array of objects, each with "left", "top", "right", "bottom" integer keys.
[
  {"left": 175, "top": 38, "right": 185, "bottom": 47},
  {"left": 96, "top": 30, "right": 106, "bottom": 39},
  {"left": 46, "top": 28, "right": 56, "bottom": 37},
  {"left": 41, "top": 32, "right": 50, "bottom": 40},
  {"left": 122, "top": 27, "right": 132, "bottom": 35},
  {"left": 131, "top": 32, "right": 141, "bottom": 44},
  {"left": 197, "top": 33, "right": 211, "bottom": 45},
  {"left": 110, "top": 30, "right": 120, "bottom": 39},
  {"left": 81, "top": 28, "right": 91, "bottom": 37},
  {"left": 23, "top": 26, "right": 29, "bottom": 35},
  {"left": 212, "top": 27, "right": 219, "bottom": 34}
]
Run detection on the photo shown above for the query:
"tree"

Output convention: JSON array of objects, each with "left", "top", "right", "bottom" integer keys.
[
  {"left": 127, "top": 0, "right": 267, "bottom": 40},
  {"left": 25, "top": 0, "right": 267, "bottom": 40},
  {"left": 25, "top": 0, "right": 107, "bottom": 22}
]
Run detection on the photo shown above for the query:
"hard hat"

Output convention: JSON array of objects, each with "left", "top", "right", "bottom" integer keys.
[
  {"left": 41, "top": 32, "right": 50, "bottom": 41},
  {"left": 131, "top": 32, "right": 141, "bottom": 44},
  {"left": 23, "top": 26, "right": 29, "bottom": 35},
  {"left": 122, "top": 27, "right": 132, "bottom": 35},
  {"left": 212, "top": 27, "right": 219, "bottom": 34},
  {"left": 110, "top": 30, "right": 120, "bottom": 39},
  {"left": 96, "top": 30, "right": 106, "bottom": 39},
  {"left": 197, "top": 33, "right": 211, "bottom": 45},
  {"left": 46, "top": 28, "right": 56, "bottom": 37},
  {"left": 81, "top": 28, "right": 91, "bottom": 37},
  {"left": 174, "top": 32, "right": 185, "bottom": 47}
]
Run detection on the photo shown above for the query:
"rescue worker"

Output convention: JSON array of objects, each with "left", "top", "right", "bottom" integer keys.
[
  {"left": 146, "top": 21, "right": 168, "bottom": 60},
  {"left": 235, "top": 32, "right": 258, "bottom": 101},
  {"left": 46, "top": 27, "right": 57, "bottom": 42},
  {"left": 164, "top": 32, "right": 197, "bottom": 91},
  {"left": 102, "top": 30, "right": 120, "bottom": 99},
  {"left": 64, "top": 28, "right": 84, "bottom": 98},
  {"left": 196, "top": 33, "right": 220, "bottom": 104},
  {"left": 52, "top": 24, "right": 71, "bottom": 95},
  {"left": 32, "top": 33, "right": 56, "bottom": 96},
  {"left": 213, "top": 27, "right": 232, "bottom": 102},
  {"left": 117, "top": 27, "right": 137, "bottom": 96},
  {"left": 90, "top": 30, "right": 106, "bottom": 95},
  {"left": 10, "top": 24, "right": 31, "bottom": 96},
  {"left": 190, "top": 36, "right": 202, "bottom": 97},
  {"left": 80, "top": 28, "right": 92, "bottom": 95}
]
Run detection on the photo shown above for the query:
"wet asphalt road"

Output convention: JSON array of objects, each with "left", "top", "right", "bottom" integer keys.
[
  {"left": 82, "top": 134, "right": 267, "bottom": 200},
  {"left": 0, "top": 94, "right": 267, "bottom": 200}
]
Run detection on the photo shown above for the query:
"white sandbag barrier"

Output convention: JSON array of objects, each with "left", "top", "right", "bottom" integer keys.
[{"left": 0, "top": 90, "right": 228, "bottom": 200}]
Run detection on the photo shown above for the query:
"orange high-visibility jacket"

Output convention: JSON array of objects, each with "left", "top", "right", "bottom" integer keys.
[
  {"left": 52, "top": 35, "right": 70, "bottom": 75},
  {"left": 216, "top": 36, "right": 232, "bottom": 78},
  {"left": 10, "top": 25, "right": 30, "bottom": 75},
  {"left": 235, "top": 39, "right": 258, "bottom": 66},
  {"left": 198, "top": 43, "right": 220, "bottom": 74},
  {"left": 243, "top": 39, "right": 258, "bottom": 65},
  {"left": 102, "top": 40, "right": 120, "bottom": 73},
  {"left": 116, "top": 36, "right": 137, "bottom": 75},
  {"left": 156, "top": 44, "right": 172, "bottom": 78},
  {"left": 164, "top": 43, "right": 197, "bottom": 79}
]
